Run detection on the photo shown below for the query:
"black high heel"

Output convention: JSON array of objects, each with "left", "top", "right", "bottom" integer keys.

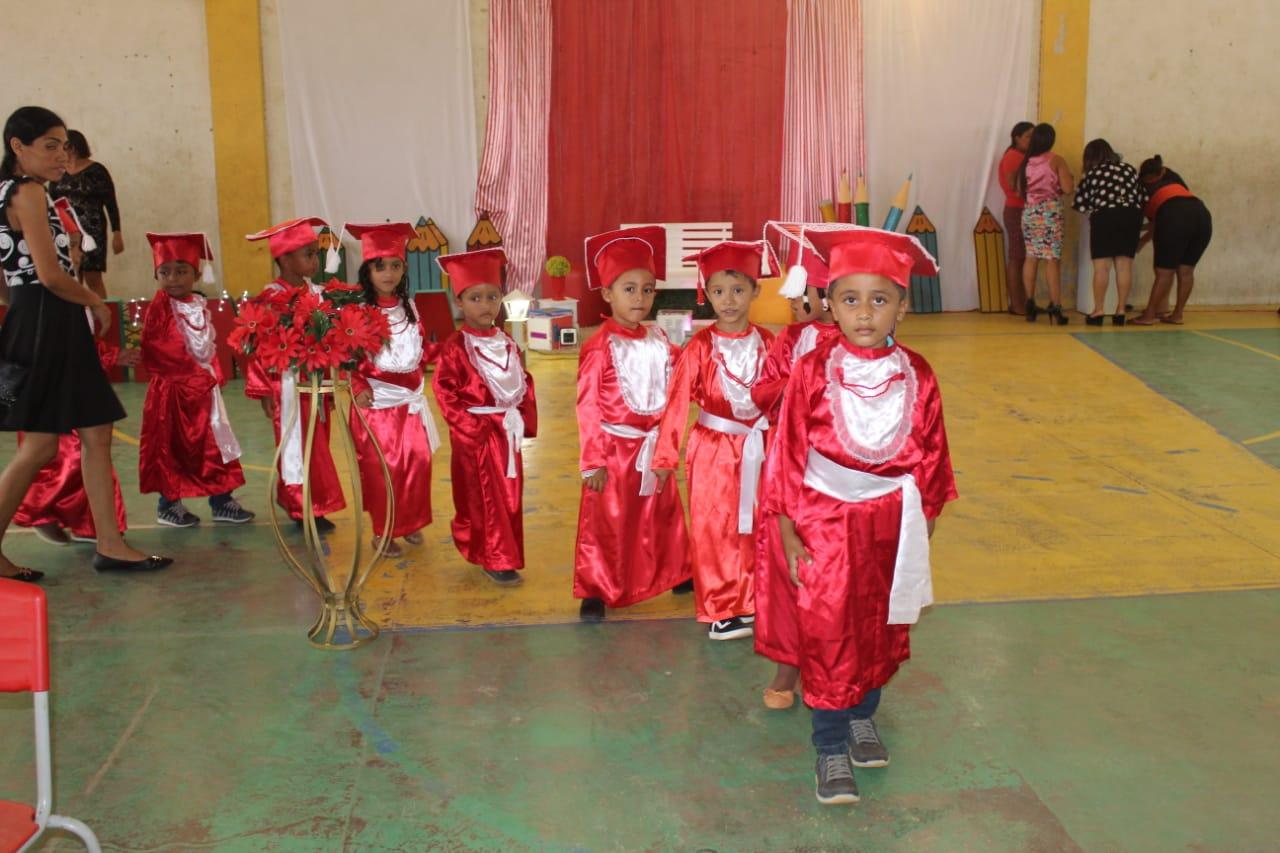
[
  {"left": 1047, "top": 303, "right": 1070, "bottom": 326},
  {"left": 1112, "top": 314, "right": 1126, "bottom": 326},
  {"left": 1025, "top": 298, "right": 1039, "bottom": 322},
  {"left": 1085, "top": 314, "right": 1104, "bottom": 326}
]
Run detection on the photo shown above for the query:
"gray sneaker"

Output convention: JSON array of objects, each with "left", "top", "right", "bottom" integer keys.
[
  {"left": 848, "top": 718, "right": 889, "bottom": 768},
  {"left": 211, "top": 498, "right": 255, "bottom": 524},
  {"left": 814, "top": 752, "right": 860, "bottom": 805},
  {"left": 157, "top": 502, "right": 200, "bottom": 528}
]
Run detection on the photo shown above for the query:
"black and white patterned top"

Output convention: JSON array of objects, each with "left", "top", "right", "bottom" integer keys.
[
  {"left": 1072, "top": 162, "right": 1142, "bottom": 214},
  {"left": 0, "top": 177, "right": 75, "bottom": 290}
]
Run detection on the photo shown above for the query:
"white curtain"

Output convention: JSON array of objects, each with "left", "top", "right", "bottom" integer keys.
[
  {"left": 863, "top": 0, "right": 1034, "bottom": 310},
  {"left": 276, "top": 0, "right": 477, "bottom": 260}
]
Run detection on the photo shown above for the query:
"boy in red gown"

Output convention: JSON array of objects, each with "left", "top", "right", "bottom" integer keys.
[
  {"left": 433, "top": 248, "right": 537, "bottom": 585},
  {"left": 763, "top": 225, "right": 957, "bottom": 805},
  {"left": 243, "top": 217, "right": 346, "bottom": 530},
  {"left": 653, "top": 240, "right": 776, "bottom": 640},
  {"left": 139, "top": 233, "right": 251, "bottom": 526},
  {"left": 574, "top": 226, "right": 691, "bottom": 621}
]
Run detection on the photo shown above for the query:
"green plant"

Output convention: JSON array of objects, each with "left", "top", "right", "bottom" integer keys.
[{"left": 544, "top": 255, "right": 571, "bottom": 277}]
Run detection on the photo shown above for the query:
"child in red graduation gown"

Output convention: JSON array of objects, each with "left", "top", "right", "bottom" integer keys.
[
  {"left": 13, "top": 339, "right": 130, "bottom": 544},
  {"left": 763, "top": 225, "right": 957, "bottom": 805},
  {"left": 653, "top": 240, "right": 776, "bottom": 640},
  {"left": 139, "top": 232, "right": 251, "bottom": 527},
  {"left": 345, "top": 223, "right": 438, "bottom": 558},
  {"left": 243, "top": 217, "right": 346, "bottom": 529},
  {"left": 433, "top": 249, "right": 537, "bottom": 585},
  {"left": 574, "top": 226, "right": 691, "bottom": 621}
]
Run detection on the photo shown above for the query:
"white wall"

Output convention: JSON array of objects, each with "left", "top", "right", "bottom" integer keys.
[
  {"left": 9, "top": 0, "right": 220, "bottom": 301},
  {"left": 1086, "top": 0, "right": 1279, "bottom": 306}
]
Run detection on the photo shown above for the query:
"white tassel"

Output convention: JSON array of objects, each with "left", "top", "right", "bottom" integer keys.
[
  {"left": 80, "top": 233, "right": 97, "bottom": 253},
  {"left": 324, "top": 245, "right": 340, "bottom": 275},
  {"left": 759, "top": 242, "right": 771, "bottom": 278},
  {"left": 778, "top": 263, "right": 808, "bottom": 298},
  {"left": 202, "top": 260, "right": 216, "bottom": 285}
]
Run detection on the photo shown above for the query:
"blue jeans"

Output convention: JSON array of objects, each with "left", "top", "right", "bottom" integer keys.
[{"left": 811, "top": 688, "right": 882, "bottom": 756}]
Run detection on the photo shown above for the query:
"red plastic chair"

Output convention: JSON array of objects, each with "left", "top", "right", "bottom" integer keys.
[{"left": 0, "top": 579, "right": 101, "bottom": 852}]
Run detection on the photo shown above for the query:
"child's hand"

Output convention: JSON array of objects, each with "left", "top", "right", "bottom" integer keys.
[
  {"left": 584, "top": 469, "right": 607, "bottom": 492},
  {"left": 653, "top": 468, "right": 674, "bottom": 492},
  {"left": 354, "top": 390, "right": 373, "bottom": 408},
  {"left": 260, "top": 397, "right": 278, "bottom": 419},
  {"left": 778, "top": 516, "right": 812, "bottom": 587},
  {"left": 116, "top": 348, "right": 141, "bottom": 367}
]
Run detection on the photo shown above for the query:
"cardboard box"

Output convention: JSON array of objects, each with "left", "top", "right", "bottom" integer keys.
[
  {"left": 533, "top": 297, "right": 579, "bottom": 326},
  {"left": 528, "top": 309, "right": 575, "bottom": 352}
]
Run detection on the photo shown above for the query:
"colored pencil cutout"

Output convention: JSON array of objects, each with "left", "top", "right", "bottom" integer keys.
[
  {"left": 466, "top": 213, "right": 503, "bottom": 251},
  {"left": 972, "top": 207, "right": 1008, "bottom": 313},
  {"left": 854, "top": 174, "right": 870, "bottom": 226},
  {"left": 818, "top": 199, "right": 837, "bottom": 223},
  {"left": 315, "top": 226, "right": 347, "bottom": 284},
  {"left": 406, "top": 216, "right": 449, "bottom": 295},
  {"left": 837, "top": 171, "right": 853, "bottom": 223},
  {"left": 882, "top": 174, "right": 912, "bottom": 232},
  {"left": 905, "top": 207, "right": 942, "bottom": 313}
]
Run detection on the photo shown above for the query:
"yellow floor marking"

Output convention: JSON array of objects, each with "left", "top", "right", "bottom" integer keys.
[
  {"left": 1242, "top": 429, "right": 1280, "bottom": 446},
  {"left": 1190, "top": 330, "right": 1280, "bottom": 362}
]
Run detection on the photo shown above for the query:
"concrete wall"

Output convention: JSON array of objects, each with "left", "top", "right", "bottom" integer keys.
[
  {"left": 10, "top": 0, "right": 220, "bottom": 301},
  {"left": 1086, "top": 0, "right": 1279, "bottom": 305}
]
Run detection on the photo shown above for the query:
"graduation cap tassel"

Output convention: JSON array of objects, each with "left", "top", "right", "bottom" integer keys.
[
  {"left": 778, "top": 260, "right": 808, "bottom": 299},
  {"left": 324, "top": 226, "right": 343, "bottom": 276}
]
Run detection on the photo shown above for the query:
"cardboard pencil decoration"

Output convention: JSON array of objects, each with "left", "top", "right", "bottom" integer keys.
[
  {"left": 837, "top": 171, "right": 853, "bottom": 223},
  {"left": 972, "top": 207, "right": 1008, "bottom": 313},
  {"left": 466, "top": 213, "right": 503, "bottom": 251},
  {"left": 882, "top": 174, "right": 912, "bottom": 232},
  {"left": 818, "top": 199, "right": 837, "bottom": 223},
  {"left": 905, "top": 207, "right": 942, "bottom": 313},
  {"left": 315, "top": 226, "right": 347, "bottom": 283},
  {"left": 854, "top": 174, "right": 870, "bottom": 226},
  {"left": 406, "top": 216, "right": 449, "bottom": 295}
]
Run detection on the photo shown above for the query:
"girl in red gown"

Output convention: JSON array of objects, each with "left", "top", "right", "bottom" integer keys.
[
  {"left": 243, "top": 218, "right": 346, "bottom": 529},
  {"left": 138, "top": 232, "right": 251, "bottom": 527},
  {"left": 574, "top": 226, "right": 691, "bottom": 621},
  {"left": 433, "top": 248, "right": 537, "bottom": 585},
  {"left": 653, "top": 240, "right": 776, "bottom": 640},
  {"left": 763, "top": 225, "right": 957, "bottom": 805},
  {"left": 345, "top": 223, "right": 438, "bottom": 558}
]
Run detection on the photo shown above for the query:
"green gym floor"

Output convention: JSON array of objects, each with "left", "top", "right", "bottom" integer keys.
[{"left": 2, "top": 310, "right": 1278, "bottom": 851}]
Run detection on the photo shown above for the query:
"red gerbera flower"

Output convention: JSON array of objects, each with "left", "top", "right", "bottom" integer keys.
[
  {"left": 228, "top": 301, "right": 278, "bottom": 352},
  {"left": 334, "top": 304, "right": 384, "bottom": 354},
  {"left": 291, "top": 291, "right": 326, "bottom": 332},
  {"left": 256, "top": 327, "right": 303, "bottom": 373}
]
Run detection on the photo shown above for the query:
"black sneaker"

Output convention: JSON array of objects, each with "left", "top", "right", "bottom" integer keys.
[
  {"left": 579, "top": 597, "right": 606, "bottom": 622},
  {"left": 294, "top": 516, "right": 336, "bottom": 533},
  {"left": 484, "top": 569, "right": 523, "bottom": 586},
  {"left": 157, "top": 502, "right": 200, "bottom": 528},
  {"left": 708, "top": 616, "right": 754, "bottom": 641},
  {"left": 672, "top": 579, "right": 694, "bottom": 595},
  {"left": 211, "top": 498, "right": 255, "bottom": 524},
  {"left": 814, "top": 752, "right": 860, "bottom": 805},
  {"left": 848, "top": 718, "right": 889, "bottom": 768}
]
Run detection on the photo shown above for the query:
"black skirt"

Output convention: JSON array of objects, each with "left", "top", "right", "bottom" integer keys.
[
  {"left": 0, "top": 284, "right": 125, "bottom": 433},
  {"left": 1089, "top": 207, "right": 1143, "bottom": 259}
]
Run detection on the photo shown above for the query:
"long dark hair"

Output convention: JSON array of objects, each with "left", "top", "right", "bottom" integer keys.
[
  {"left": 1138, "top": 154, "right": 1165, "bottom": 182},
  {"left": 65, "top": 129, "right": 91, "bottom": 159},
  {"left": 2, "top": 106, "right": 65, "bottom": 178},
  {"left": 1082, "top": 138, "right": 1120, "bottom": 172},
  {"left": 357, "top": 259, "right": 417, "bottom": 323},
  {"left": 1007, "top": 121, "right": 1034, "bottom": 151},
  {"left": 1014, "top": 123, "right": 1056, "bottom": 197}
]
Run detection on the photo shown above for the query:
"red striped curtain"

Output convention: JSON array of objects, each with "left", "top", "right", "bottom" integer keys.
[
  {"left": 474, "top": 0, "right": 552, "bottom": 293},
  {"left": 546, "top": 0, "right": 788, "bottom": 270},
  {"left": 780, "top": 0, "right": 865, "bottom": 221}
]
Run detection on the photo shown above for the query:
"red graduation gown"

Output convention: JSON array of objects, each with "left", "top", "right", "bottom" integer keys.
[
  {"left": 138, "top": 291, "right": 245, "bottom": 500},
  {"left": 432, "top": 325, "right": 537, "bottom": 571},
  {"left": 574, "top": 318, "right": 691, "bottom": 607},
  {"left": 348, "top": 300, "right": 436, "bottom": 540},
  {"left": 762, "top": 336, "right": 957, "bottom": 709},
  {"left": 653, "top": 323, "right": 774, "bottom": 622},
  {"left": 244, "top": 280, "right": 346, "bottom": 520},
  {"left": 751, "top": 320, "right": 843, "bottom": 667}
]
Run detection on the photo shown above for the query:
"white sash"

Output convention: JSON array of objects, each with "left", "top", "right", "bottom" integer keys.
[
  {"left": 172, "top": 296, "right": 241, "bottom": 465},
  {"left": 466, "top": 405, "right": 524, "bottom": 478},
  {"left": 600, "top": 422, "right": 659, "bottom": 496},
  {"left": 695, "top": 411, "right": 768, "bottom": 534},
  {"left": 802, "top": 448, "right": 932, "bottom": 625},
  {"left": 279, "top": 370, "right": 304, "bottom": 486},
  {"left": 367, "top": 377, "right": 441, "bottom": 453}
]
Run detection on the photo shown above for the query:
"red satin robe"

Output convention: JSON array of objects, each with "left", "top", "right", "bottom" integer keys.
[
  {"left": 433, "top": 325, "right": 538, "bottom": 571},
  {"left": 348, "top": 298, "right": 437, "bottom": 540},
  {"left": 14, "top": 341, "right": 127, "bottom": 538},
  {"left": 653, "top": 324, "right": 774, "bottom": 622},
  {"left": 574, "top": 318, "right": 691, "bottom": 607},
  {"left": 139, "top": 291, "right": 245, "bottom": 500},
  {"left": 244, "top": 280, "right": 346, "bottom": 520},
  {"left": 762, "top": 336, "right": 957, "bottom": 710},
  {"left": 751, "top": 319, "right": 843, "bottom": 667}
]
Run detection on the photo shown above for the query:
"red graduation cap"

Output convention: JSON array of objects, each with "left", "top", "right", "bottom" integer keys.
[
  {"left": 245, "top": 216, "right": 328, "bottom": 259},
  {"left": 146, "top": 231, "right": 213, "bottom": 270},
  {"left": 346, "top": 222, "right": 417, "bottom": 263},
  {"left": 682, "top": 240, "right": 778, "bottom": 305},
  {"left": 584, "top": 226, "right": 665, "bottom": 290},
  {"left": 51, "top": 197, "right": 96, "bottom": 253},
  {"left": 805, "top": 225, "right": 938, "bottom": 289},
  {"left": 436, "top": 248, "right": 508, "bottom": 294}
]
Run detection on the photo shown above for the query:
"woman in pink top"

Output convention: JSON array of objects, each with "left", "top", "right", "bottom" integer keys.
[
  {"left": 1014, "top": 123, "right": 1075, "bottom": 325},
  {"left": 998, "top": 121, "right": 1033, "bottom": 314}
]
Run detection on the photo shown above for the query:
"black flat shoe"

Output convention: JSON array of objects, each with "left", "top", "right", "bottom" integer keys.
[
  {"left": 93, "top": 553, "right": 173, "bottom": 573},
  {"left": 672, "top": 579, "right": 695, "bottom": 594},
  {"left": 579, "top": 597, "right": 606, "bottom": 622},
  {"left": 483, "top": 569, "right": 523, "bottom": 586},
  {"left": 2, "top": 568, "right": 44, "bottom": 583}
]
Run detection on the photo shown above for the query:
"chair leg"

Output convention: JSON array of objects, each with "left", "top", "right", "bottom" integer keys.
[{"left": 46, "top": 815, "right": 102, "bottom": 853}]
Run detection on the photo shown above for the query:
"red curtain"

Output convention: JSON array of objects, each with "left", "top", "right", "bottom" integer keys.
[{"left": 546, "top": 0, "right": 788, "bottom": 271}]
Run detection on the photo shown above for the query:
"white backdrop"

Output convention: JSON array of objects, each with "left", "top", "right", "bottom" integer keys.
[
  {"left": 276, "top": 0, "right": 478, "bottom": 259},
  {"left": 864, "top": 0, "right": 1035, "bottom": 310}
]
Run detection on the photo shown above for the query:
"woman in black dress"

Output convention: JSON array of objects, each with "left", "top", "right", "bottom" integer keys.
[
  {"left": 1132, "top": 155, "right": 1213, "bottom": 326},
  {"left": 1073, "top": 139, "right": 1143, "bottom": 325},
  {"left": 51, "top": 129, "right": 122, "bottom": 299},
  {"left": 0, "top": 106, "right": 170, "bottom": 580}
]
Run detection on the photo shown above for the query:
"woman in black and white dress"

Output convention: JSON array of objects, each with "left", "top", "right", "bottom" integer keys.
[
  {"left": 1073, "top": 139, "right": 1143, "bottom": 325},
  {"left": 0, "top": 106, "right": 170, "bottom": 581},
  {"left": 51, "top": 129, "right": 124, "bottom": 299}
]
